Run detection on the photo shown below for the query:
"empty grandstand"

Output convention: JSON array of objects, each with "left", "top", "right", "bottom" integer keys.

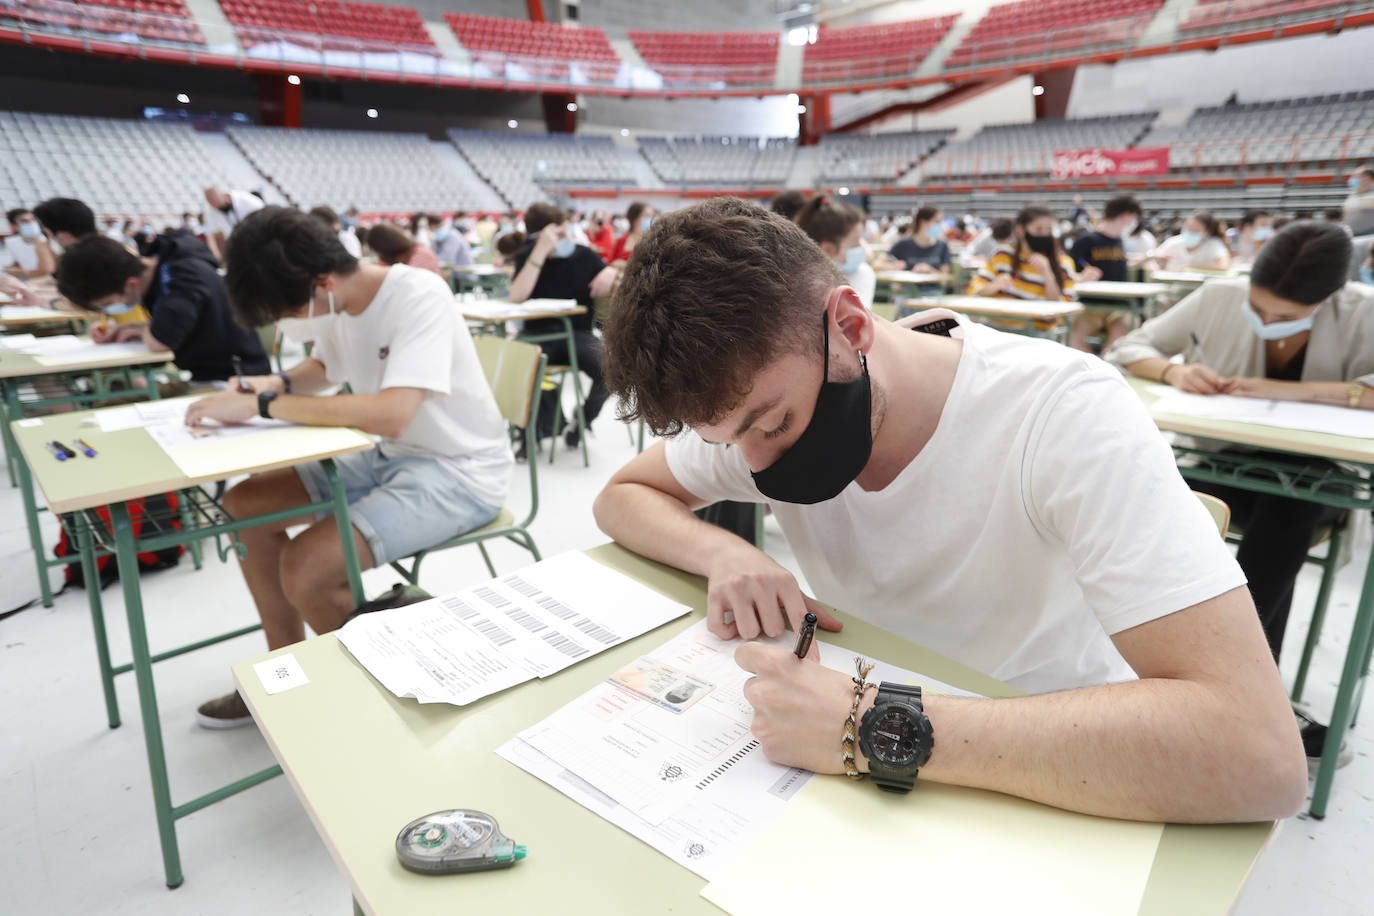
[
  {"left": 802, "top": 16, "right": 957, "bottom": 86},
  {"left": 445, "top": 13, "right": 618, "bottom": 83},
  {"left": 0, "top": 110, "right": 217, "bottom": 219},
  {"left": 449, "top": 129, "right": 636, "bottom": 207},
  {"left": 946, "top": 0, "right": 1165, "bottom": 69},
  {"left": 818, "top": 130, "right": 955, "bottom": 186},
  {"left": 227, "top": 126, "right": 476, "bottom": 213},
  {"left": 914, "top": 112, "right": 1159, "bottom": 182},
  {"left": 628, "top": 29, "right": 778, "bottom": 87},
  {"left": 639, "top": 136, "right": 796, "bottom": 189},
  {"left": 219, "top": 0, "right": 435, "bottom": 51}
]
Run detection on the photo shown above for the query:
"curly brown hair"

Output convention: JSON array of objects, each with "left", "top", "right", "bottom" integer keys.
[{"left": 603, "top": 197, "right": 841, "bottom": 437}]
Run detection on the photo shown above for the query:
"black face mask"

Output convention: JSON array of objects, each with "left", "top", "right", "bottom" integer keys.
[
  {"left": 1025, "top": 234, "right": 1056, "bottom": 258},
  {"left": 750, "top": 309, "right": 873, "bottom": 505}
]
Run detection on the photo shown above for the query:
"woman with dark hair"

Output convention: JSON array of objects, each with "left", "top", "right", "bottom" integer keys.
[
  {"left": 608, "top": 200, "right": 656, "bottom": 269},
  {"left": 795, "top": 195, "right": 874, "bottom": 307},
  {"left": 966, "top": 205, "right": 1076, "bottom": 301},
  {"left": 888, "top": 205, "right": 952, "bottom": 288},
  {"left": 1107, "top": 220, "right": 1374, "bottom": 762},
  {"left": 505, "top": 201, "right": 618, "bottom": 456},
  {"left": 1153, "top": 208, "right": 1231, "bottom": 271},
  {"left": 366, "top": 222, "right": 441, "bottom": 275}
]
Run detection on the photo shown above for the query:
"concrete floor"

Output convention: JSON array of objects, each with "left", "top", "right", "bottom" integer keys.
[{"left": 1, "top": 400, "right": 1370, "bottom": 915}]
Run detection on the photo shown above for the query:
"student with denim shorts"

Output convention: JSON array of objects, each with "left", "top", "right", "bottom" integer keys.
[{"left": 186, "top": 206, "right": 513, "bottom": 728}]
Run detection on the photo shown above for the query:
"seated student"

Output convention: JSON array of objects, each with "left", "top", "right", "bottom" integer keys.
[
  {"left": 608, "top": 201, "right": 655, "bottom": 270},
  {"left": 1123, "top": 216, "right": 1157, "bottom": 266},
  {"left": 1067, "top": 195, "right": 1141, "bottom": 352},
  {"left": 1107, "top": 223, "right": 1374, "bottom": 753},
  {"left": 594, "top": 197, "right": 1304, "bottom": 821},
  {"left": 1231, "top": 210, "right": 1274, "bottom": 265},
  {"left": 432, "top": 217, "right": 474, "bottom": 268},
  {"left": 34, "top": 197, "right": 97, "bottom": 248},
  {"left": 796, "top": 196, "right": 875, "bottom": 308},
  {"left": 1342, "top": 164, "right": 1374, "bottom": 236},
  {"left": 770, "top": 190, "right": 809, "bottom": 221},
  {"left": 185, "top": 206, "right": 512, "bottom": 727},
  {"left": 502, "top": 202, "right": 618, "bottom": 456},
  {"left": 965, "top": 217, "right": 1013, "bottom": 261},
  {"left": 53, "top": 230, "right": 269, "bottom": 385},
  {"left": 1153, "top": 209, "right": 1231, "bottom": 272},
  {"left": 588, "top": 211, "right": 615, "bottom": 262},
  {"left": 967, "top": 205, "right": 1077, "bottom": 301},
  {"left": 367, "top": 223, "right": 442, "bottom": 275},
  {"left": 1361, "top": 240, "right": 1374, "bottom": 285},
  {"left": 887, "top": 206, "right": 951, "bottom": 293},
  {"left": 308, "top": 205, "right": 362, "bottom": 258},
  {"left": 4, "top": 208, "right": 55, "bottom": 279}
]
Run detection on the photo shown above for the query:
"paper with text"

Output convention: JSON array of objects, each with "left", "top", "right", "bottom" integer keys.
[
  {"left": 1151, "top": 387, "right": 1374, "bottom": 438},
  {"left": 337, "top": 553, "right": 692, "bottom": 706},
  {"left": 500, "top": 618, "right": 979, "bottom": 876}
]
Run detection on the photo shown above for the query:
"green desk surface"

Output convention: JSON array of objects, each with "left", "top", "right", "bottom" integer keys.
[
  {"left": 10, "top": 397, "right": 374, "bottom": 514},
  {"left": 1130, "top": 376, "right": 1374, "bottom": 465},
  {"left": 234, "top": 544, "right": 1272, "bottom": 916},
  {"left": 0, "top": 338, "right": 170, "bottom": 379}
]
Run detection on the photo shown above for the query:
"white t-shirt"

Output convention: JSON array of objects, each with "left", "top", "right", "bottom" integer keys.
[
  {"left": 4, "top": 235, "right": 38, "bottom": 271},
  {"left": 1154, "top": 234, "right": 1228, "bottom": 270},
  {"left": 202, "top": 189, "right": 265, "bottom": 241},
  {"left": 844, "top": 261, "right": 876, "bottom": 309},
  {"left": 664, "top": 314, "right": 1245, "bottom": 693},
  {"left": 338, "top": 228, "right": 362, "bottom": 258},
  {"left": 312, "top": 265, "right": 513, "bottom": 507}
]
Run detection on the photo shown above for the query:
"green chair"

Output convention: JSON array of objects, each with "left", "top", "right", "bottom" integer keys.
[
  {"left": 389, "top": 336, "right": 546, "bottom": 583},
  {"left": 1195, "top": 491, "right": 1231, "bottom": 538}
]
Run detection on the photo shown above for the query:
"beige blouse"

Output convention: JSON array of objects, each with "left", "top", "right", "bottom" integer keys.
[{"left": 1106, "top": 277, "right": 1374, "bottom": 387}]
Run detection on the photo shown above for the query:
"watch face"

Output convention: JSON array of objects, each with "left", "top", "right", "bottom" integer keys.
[{"left": 870, "top": 709, "right": 921, "bottom": 767}]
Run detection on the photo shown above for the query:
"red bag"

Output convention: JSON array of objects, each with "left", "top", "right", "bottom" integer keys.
[{"left": 53, "top": 492, "right": 185, "bottom": 590}]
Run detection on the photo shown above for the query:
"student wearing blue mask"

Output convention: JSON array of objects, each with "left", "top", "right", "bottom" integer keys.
[
  {"left": 503, "top": 202, "right": 618, "bottom": 456},
  {"left": 796, "top": 195, "right": 875, "bottom": 308},
  {"left": 1152, "top": 209, "right": 1230, "bottom": 272},
  {"left": 1109, "top": 221, "right": 1374, "bottom": 762},
  {"left": 594, "top": 198, "right": 1306, "bottom": 821},
  {"left": 4, "top": 208, "right": 55, "bottom": 279},
  {"left": 887, "top": 206, "right": 951, "bottom": 291},
  {"left": 1342, "top": 165, "right": 1374, "bottom": 236},
  {"left": 1230, "top": 210, "right": 1274, "bottom": 265},
  {"left": 609, "top": 201, "right": 655, "bottom": 271}
]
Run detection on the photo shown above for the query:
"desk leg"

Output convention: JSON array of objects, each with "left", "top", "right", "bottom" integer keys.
[
  {"left": 14, "top": 414, "right": 54, "bottom": 608},
  {"left": 2, "top": 378, "right": 16, "bottom": 487},
  {"left": 77, "top": 515, "right": 120, "bottom": 729},
  {"left": 323, "top": 459, "right": 366, "bottom": 606},
  {"left": 1309, "top": 545, "right": 1374, "bottom": 818},
  {"left": 111, "top": 501, "right": 184, "bottom": 888},
  {"left": 561, "top": 318, "right": 589, "bottom": 468}
]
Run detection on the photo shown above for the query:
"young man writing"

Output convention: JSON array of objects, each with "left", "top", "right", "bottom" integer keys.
[
  {"left": 185, "top": 206, "right": 513, "bottom": 728},
  {"left": 1067, "top": 194, "right": 1140, "bottom": 352},
  {"left": 594, "top": 197, "right": 1306, "bottom": 823},
  {"left": 53, "top": 230, "right": 269, "bottom": 383}
]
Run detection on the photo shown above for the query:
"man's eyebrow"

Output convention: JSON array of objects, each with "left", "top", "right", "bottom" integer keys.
[{"left": 732, "top": 395, "right": 783, "bottom": 440}]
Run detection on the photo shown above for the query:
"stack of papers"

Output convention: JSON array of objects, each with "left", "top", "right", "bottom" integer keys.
[
  {"left": 95, "top": 398, "right": 304, "bottom": 476},
  {"left": 337, "top": 552, "right": 691, "bottom": 705},
  {"left": 1, "top": 333, "right": 155, "bottom": 365},
  {"left": 0, "top": 305, "right": 64, "bottom": 320},
  {"left": 459, "top": 298, "right": 580, "bottom": 321},
  {"left": 499, "top": 618, "right": 978, "bottom": 879},
  {"left": 1151, "top": 387, "right": 1374, "bottom": 438}
]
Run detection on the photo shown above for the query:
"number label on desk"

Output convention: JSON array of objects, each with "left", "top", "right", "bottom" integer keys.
[{"left": 253, "top": 653, "right": 310, "bottom": 695}]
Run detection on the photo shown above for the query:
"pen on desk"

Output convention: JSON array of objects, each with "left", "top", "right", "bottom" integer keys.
[
  {"left": 1189, "top": 332, "right": 1207, "bottom": 366},
  {"left": 46, "top": 441, "right": 70, "bottom": 461},
  {"left": 74, "top": 438, "right": 97, "bottom": 457},
  {"left": 232, "top": 355, "right": 254, "bottom": 393},
  {"left": 793, "top": 612, "right": 818, "bottom": 659}
]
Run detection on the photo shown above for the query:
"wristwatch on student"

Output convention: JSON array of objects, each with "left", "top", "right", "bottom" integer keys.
[
  {"left": 858, "top": 683, "right": 935, "bottom": 793},
  {"left": 258, "top": 390, "right": 279, "bottom": 419},
  {"left": 275, "top": 371, "right": 292, "bottom": 394}
]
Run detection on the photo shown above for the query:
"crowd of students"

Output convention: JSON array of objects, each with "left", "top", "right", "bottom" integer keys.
[{"left": 4, "top": 161, "right": 1374, "bottom": 822}]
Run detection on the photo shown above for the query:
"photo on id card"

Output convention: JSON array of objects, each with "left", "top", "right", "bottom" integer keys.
[{"left": 607, "top": 658, "right": 714, "bottom": 714}]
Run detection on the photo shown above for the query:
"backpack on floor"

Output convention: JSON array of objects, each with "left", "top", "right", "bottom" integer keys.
[{"left": 52, "top": 492, "right": 186, "bottom": 590}]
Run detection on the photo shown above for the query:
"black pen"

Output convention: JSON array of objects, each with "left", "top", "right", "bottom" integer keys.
[
  {"left": 793, "top": 612, "right": 818, "bottom": 659},
  {"left": 46, "top": 441, "right": 69, "bottom": 461},
  {"left": 1188, "top": 332, "right": 1207, "bottom": 366},
  {"left": 232, "top": 355, "right": 253, "bottom": 393}
]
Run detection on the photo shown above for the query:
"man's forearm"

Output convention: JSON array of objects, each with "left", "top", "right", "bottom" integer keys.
[
  {"left": 284, "top": 358, "right": 331, "bottom": 395},
  {"left": 593, "top": 482, "right": 758, "bottom": 577},
  {"left": 900, "top": 676, "right": 1302, "bottom": 823},
  {"left": 268, "top": 391, "right": 412, "bottom": 439}
]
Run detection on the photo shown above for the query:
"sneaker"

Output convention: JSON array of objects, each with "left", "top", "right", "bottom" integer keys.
[
  {"left": 196, "top": 691, "right": 255, "bottom": 730},
  {"left": 1295, "top": 709, "right": 1353, "bottom": 771},
  {"left": 564, "top": 426, "right": 581, "bottom": 449}
]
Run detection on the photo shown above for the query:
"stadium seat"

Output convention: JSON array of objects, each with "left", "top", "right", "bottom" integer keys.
[
  {"left": 802, "top": 17, "right": 957, "bottom": 85},
  {"left": 628, "top": 30, "right": 778, "bottom": 88}
]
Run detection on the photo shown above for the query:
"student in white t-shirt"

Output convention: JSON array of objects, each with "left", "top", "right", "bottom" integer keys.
[
  {"left": 202, "top": 185, "right": 265, "bottom": 262},
  {"left": 594, "top": 197, "right": 1305, "bottom": 822},
  {"left": 185, "top": 206, "right": 513, "bottom": 729},
  {"left": 1152, "top": 209, "right": 1231, "bottom": 272}
]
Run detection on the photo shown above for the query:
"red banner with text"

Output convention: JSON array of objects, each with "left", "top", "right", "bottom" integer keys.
[{"left": 1051, "top": 147, "right": 1171, "bottom": 179}]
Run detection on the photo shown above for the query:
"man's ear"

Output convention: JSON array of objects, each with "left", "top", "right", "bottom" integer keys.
[
  {"left": 314, "top": 274, "right": 336, "bottom": 291},
  {"left": 831, "top": 287, "right": 874, "bottom": 354}
]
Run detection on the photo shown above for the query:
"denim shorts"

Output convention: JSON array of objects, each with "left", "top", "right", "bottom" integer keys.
[{"left": 295, "top": 448, "right": 501, "bottom": 566}]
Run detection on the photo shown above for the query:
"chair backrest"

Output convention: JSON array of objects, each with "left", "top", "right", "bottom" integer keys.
[
  {"left": 1195, "top": 491, "right": 1230, "bottom": 538},
  {"left": 254, "top": 322, "right": 280, "bottom": 372},
  {"left": 474, "top": 334, "right": 543, "bottom": 429}
]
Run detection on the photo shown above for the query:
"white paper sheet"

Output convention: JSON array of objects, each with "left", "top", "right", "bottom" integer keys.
[
  {"left": 0, "top": 306, "right": 67, "bottom": 320},
  {"left": 460, "top": 298, "right": 580, "bottom": 321},
  {"left": 28, "top": 339, "right": 158, "bottom": 366},
  {"left": 1151, "top": 388, "right": 1374, "bottom": 438},
  {"left": 337, "top": 553, "right": 692, "bottom": 706},
  {"left": 0, "top": 333, "right": 37, "bottom": 349},
  {"left": 500, "top": 619, "right": 980, "bottom": 876}
]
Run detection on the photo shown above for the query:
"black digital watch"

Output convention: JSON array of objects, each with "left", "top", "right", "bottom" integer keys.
[{"left": 857, "top": 682, "right": 934, "bottom": 793}]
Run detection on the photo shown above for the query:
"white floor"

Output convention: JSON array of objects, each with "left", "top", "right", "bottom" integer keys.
[{"left": 1, "top": 410, "right": 1371, "bottom": 914}]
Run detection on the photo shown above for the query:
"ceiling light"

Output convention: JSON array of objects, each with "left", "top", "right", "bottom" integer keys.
[
  {"left": 287, "top": 74, "right": 301, "bottom": 85},
  {"left": 176, "top": 93, "right": 190, "bottom": 104}
]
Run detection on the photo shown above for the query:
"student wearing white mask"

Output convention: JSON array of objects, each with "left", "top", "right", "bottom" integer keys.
[
  {"left": 185, "top": 206, "right": 512, "bottom": 728},
  {"left": 1152, "top": 209, "right": 1231, "bottom": 272},
  {"left": 795, "top": 195, "right": 875, "bottom": 308},
  {"left": 4, "top": 208, "right": 54, "bottom": 279},
  {"left": 499, "top": 202, "right": 618, "bottom": 456},
  {"left": 1108, "top": 221, "right": 1374, "bottom": 765},
  {"left": 1231, "top": 210, "right": 1274, "bottom": 265},
  {"left": 609, "top": 201, "right": 656, "bottom": 270}
]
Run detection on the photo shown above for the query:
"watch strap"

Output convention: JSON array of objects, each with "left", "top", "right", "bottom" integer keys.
[
  {"left": 275, "top": 371, "right": 292, "bottom": 394},
  {"left": 258, "top": 390, "right": 278, "bottom": 419}
]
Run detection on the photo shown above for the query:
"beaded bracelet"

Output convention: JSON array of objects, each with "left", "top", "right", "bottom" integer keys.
[{"left": 841, "top": 656, "right": 877, "bottom": 779}]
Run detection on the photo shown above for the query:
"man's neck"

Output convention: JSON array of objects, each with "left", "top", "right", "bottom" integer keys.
[
  {"left": 854, "top": 320, "right": 963, "bottom": 493},
  {"left": 337, "top": 262, "right": 392, "bottom": 316},
  {"left": 137, "top": 258, "right": 158, "bottom": 299},
  {"left": 1095, "top": 223, "right": 1121, "bottom": 239}
]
